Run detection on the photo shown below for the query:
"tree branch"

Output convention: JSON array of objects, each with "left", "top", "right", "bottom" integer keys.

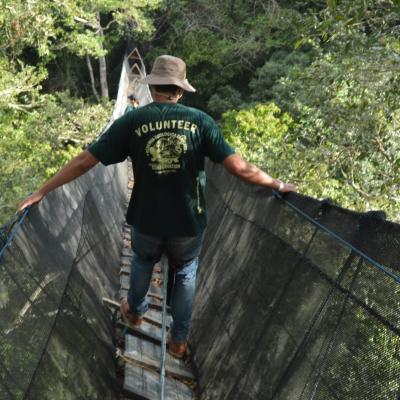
[
  {"left": 74, "top": 16, "right": 98, "bottom": 30},
  {"left": 86, "top": 54, "right": 100, "bottom": 102}
]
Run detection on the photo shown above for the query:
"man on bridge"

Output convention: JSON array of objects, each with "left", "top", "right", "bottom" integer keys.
[{"left": 19, "top": 55, "right": 297, "bottom": 358}]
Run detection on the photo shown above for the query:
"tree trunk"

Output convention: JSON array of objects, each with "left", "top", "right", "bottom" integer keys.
[
  {"left": 97, "top": 12, "right": 109, "bottom": 99},
  {"left": 86, "top": 54, "right": 100, "bottom": 102}
]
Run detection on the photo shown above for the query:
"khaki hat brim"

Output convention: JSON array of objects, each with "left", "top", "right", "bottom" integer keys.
[{"left": 139, "top": 74, "right": 196, "bottom": 92}]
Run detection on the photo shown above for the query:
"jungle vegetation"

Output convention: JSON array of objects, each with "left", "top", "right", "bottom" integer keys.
[{"left": 1, "top": 0, "right": 399, "bottom": 225}]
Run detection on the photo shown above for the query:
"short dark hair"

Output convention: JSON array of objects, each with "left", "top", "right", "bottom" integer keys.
[
  {"left": 151, "top": 84, "right": 182, "bottom": 94},
  {"left": 127, "top": 94, "right": 138, "bottom": 101}
]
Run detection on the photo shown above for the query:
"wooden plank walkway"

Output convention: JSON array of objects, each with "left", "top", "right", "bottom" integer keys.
[
  {"left": 118, "top": 253, "right": 195, "bottom": 399},
  {"left": 108, "top": 162, "right": 196, "bottom": 400},
  {"left": 125, "top": 333, "right": 194, "bottom": 381},
  {"left": 124, "top": 364, "right": 194, "bottom": 400}
]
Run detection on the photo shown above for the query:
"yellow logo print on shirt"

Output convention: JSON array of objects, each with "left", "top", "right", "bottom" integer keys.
[{"left": 145, "top": 133, "right": 188, "bottom": 174}]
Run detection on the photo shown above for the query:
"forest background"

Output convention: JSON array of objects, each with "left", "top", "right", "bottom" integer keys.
[{"left": 1, "top": 0, "right": 399, "bottom": 225}]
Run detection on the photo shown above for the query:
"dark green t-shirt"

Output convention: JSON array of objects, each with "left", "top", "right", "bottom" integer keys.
[{"left": 88, "top": 102, "right": 235, "bottom": 236}]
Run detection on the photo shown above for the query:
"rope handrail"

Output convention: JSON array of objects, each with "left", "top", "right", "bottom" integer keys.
[
  {"left": 159, "top": 255, "right": 169, "bottom": 400},
  {"left": 273, "top": 190, "right": 400, "bottom": 284},
  {"left": 0, "top": 207, "right": 30, "bottom": 259}
]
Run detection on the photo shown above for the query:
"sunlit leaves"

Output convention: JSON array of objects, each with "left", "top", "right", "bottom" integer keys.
[
  {"left": 222, "top": 103, "right": 293, "bottom": 167},
  {"left": 0, "top": 94, "right": 113, "bottom": 224}
]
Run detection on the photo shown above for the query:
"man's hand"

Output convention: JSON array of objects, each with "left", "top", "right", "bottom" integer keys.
[
  {"left": 278, "top": 182, "right": 297, "bottom": 193},
  {"left": 18, "top": 191, "right": 45, "bottom": 211},
  {"left": 17, "top": 150, "right": 99, "bottom": 212}
]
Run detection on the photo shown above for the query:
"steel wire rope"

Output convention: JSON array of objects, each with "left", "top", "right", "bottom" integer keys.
[
  {"left": 0, "top": 208, "right": 29, "bottom": 260},
  {"left": 159, "top": 255, "right": 169, "bottom": 400},
  {"left": 272, "top": 190, "right": 400, "bottom": 284},
  {"left": 208, "top": 179, "right": 400, "bottom": 334}
]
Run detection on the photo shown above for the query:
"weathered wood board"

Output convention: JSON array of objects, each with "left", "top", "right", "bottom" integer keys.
[
  {"left": 124, "top": 363, "right": 195, "bottom": 400},
  {"left": 125, "top": 334, "right": 193, "bottom": 381}
]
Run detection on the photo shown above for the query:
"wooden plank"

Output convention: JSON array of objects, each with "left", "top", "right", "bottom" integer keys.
[
  {"left": 121, "top": 277, "right": 164, "bottom": 298},
  {"left": 121, "top": 248, "right": 133, "bottom": 257},
  {"left": 103, "top": 298, "right": 170, "bottom": 315},
  {"left": 120, "top": 267, "right": 162, "bottom": 279},
  {"left": 120, "top": 265, "right": 131, "bottom": 275},
  {"left": 144, "top": 308, "right": 172, "bottom": 328},
  {"left": 124, "top": 363, "right": 194, "bottom": 400},
  {"left": 118, "top": 319, "right": 164, "bottom": 343},
  {"left": 121, "top": 274, "right": 130, "bottom": 290},
  {"left": 125, "top": 335, "right": 193, "bottom": 381},
  {"left": 148, "top": 291, "right": 163, "bottom": 301},
  {"left": 121, "top": 255, "right": 132, "bottom": 266},
  {"left": 102, "top": 297, "right": 120, "bottom": 309},
  {"left": 149, "top": 299, "right": 171, "bottom": 313},
  {"left": 107, "top": 296, "right": 170, "bottom": 313}
]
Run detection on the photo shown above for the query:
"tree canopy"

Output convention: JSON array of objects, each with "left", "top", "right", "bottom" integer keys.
[
  {"left": 0, "top": 0, "right": 160, "bottom": 224},
  {"left": 143, "top": 0, "right": 400, "bottom": 222},
  {"left": 1, "top": 0, "right": 399, "bottom": 225}
]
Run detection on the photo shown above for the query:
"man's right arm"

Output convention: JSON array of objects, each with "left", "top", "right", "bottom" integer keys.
[
  {"left": 18, "top": 112, "right": 133, "bottom": 211},
  {"left": 18, "top": 150, "right": 99, "bottom": 211},
  {"left": 223, "top": 154, "right": 297, "bottom": 193}
]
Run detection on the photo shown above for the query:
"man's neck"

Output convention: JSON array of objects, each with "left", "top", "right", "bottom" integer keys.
[{"left": 152, "top": 91, "right": 180, "bottom": 104}]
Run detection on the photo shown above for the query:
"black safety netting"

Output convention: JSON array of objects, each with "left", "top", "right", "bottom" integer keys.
[
  {"left": 0, "top": 49, "right": 152, "bottom": 400},
  {"left": 0, "top": 165, "right": 126, "bottom": 400},
  {"left": 190, "top": 163, "right": 400, "bottom": 400}
]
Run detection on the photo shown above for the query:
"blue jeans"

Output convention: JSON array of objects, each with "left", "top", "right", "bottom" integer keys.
[{"left": 127, "top": 229, "right": 204, "bottom": 342}]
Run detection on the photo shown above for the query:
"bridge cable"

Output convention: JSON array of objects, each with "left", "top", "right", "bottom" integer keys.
[
  {"left": 0, "top": 207, "right": 30, "bottom": 260},
  {"left": 159, "top": 255, "right": 169, "bottom": 400},
  {"left": 273, "top": 190, "right": 400, "bottom": 284}
]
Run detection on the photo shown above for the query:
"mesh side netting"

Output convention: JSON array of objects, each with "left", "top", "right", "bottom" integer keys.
[
  {"left": 0, "top": 49, "right": 152, "bottom": 400},
  {"left": 190, "top": 163, "right": 400, "bottom": 400},
  {"left": 0, "top": 165, "right": 126, "bottom": 400}
]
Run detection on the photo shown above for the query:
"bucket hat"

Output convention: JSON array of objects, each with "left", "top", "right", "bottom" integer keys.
[{"left": 139, "top": 55, "right": 196, "bottom": 92}]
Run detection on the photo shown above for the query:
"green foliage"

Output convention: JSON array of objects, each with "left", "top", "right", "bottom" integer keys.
[
  {"left": 0, "top": 0, "right": 161, "bottom": 224},
  {"left": 0, "top": 94, "right": 112, "bottom": 225},
  {"left": 207, "top": 86, "right": 243, "bottom": 117},
  {"left": 222, "top": 103, "right": 293, "bottom": 168},
  {"left": 0, "top": 58, "right": 47, "bottom": 110},
  {"left": 147, "top": 0, "right": 400, "bottom": 222},
  {"left": 58, "top": 0, "right": 160, "bottom": 57},
  {"left": 249, "top": 50, "right": 314, "bottom": 103},
  {"left": 269, "top": 7, "right": 400, "bottom": 221},
  {"left": 146, "top": 1, "right": 305, "bottom": 109}
]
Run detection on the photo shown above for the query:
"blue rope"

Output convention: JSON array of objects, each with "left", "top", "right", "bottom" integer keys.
[
  {"left": 0, "top": 207, "right": 30, "bottom": 261},
  {"left": 159, "top": 255, "right": 169, "bottom": 400},
  {"left": 272, "top": 190, "right": 400, "bottom": 285}
]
